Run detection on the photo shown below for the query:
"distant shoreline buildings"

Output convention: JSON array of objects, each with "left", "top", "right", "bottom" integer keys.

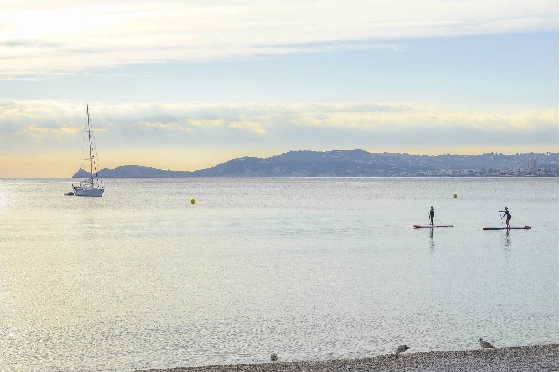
[
  {"left": 402, "top": 153, "right": 557, "bottom": 177},
  {"left": 414, "top": 167, "right": 555, "bottom": 177}
]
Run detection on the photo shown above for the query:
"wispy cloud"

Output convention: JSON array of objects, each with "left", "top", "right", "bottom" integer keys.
[
  {"left": 0, "top": 100, "right": 557, "bottom": 152},
  {"left": 1, "top": 0, "right": 557, "bottom": 76},
  {"left": 228, "top": 119, "right": 267, "bottom": 134}
]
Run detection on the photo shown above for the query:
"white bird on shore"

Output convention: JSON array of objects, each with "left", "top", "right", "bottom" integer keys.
[
  {"left": 395, "top": 345, "right": 409, "bottom": 358},
  {"left": 479, "top": 338, "right": 495, "bottom": 349},
  {"left": 270, "top": 353, "right": 278, "bottom": 362}
]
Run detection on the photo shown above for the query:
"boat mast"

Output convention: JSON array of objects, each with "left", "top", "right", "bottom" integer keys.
[{"left": 87, "top": 105, "right": 93, "bottom": 182}]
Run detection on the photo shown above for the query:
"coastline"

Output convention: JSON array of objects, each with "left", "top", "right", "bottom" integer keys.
[{"left": 138, "top": 344, "right": 558, "bottom": 372}]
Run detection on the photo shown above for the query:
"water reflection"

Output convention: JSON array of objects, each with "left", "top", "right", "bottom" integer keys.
[
  {"left": 429, "top": 228, "right": 435, "bottom": 252},
  {"left": 504, "top": 230, "right": 511, "bottom": 251}
]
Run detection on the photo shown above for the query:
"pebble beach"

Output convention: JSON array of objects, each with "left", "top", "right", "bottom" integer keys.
[{"left": 138, "top": 344, "right": 558, "bottom": 372}]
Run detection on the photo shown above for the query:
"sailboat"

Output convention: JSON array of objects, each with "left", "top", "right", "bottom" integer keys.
[{"left": 68, "top": 105, "right": 105, "bottom": 197}]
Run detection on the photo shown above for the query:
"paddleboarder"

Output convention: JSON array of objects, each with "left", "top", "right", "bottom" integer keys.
[
  {"left": 428, "top": 206, "right": 435, "bottom": 226},
  {"left": 500, "top": 207, "right": 511, "bottom": 229}
]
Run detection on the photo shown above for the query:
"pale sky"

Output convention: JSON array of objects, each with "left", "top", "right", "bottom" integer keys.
[{"left": 0, "top": 0, "right": 558, "bottom": 177}]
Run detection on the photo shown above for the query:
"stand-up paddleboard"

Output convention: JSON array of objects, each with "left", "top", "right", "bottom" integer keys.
[
  {"left": 483, "top": 226, "right": 531, "bottom": 230},
  {"left": 413, "top": 225, "right": 453, "bottom": 229}
]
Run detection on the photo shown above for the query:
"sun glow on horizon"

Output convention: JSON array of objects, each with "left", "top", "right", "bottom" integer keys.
[{"left": 1, "top": 145, "right": 558, "bottom": 178}]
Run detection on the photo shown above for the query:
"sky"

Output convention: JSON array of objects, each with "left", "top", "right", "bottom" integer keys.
[{"left": 0, "top": 0, "right": 558, "bottom": 177}]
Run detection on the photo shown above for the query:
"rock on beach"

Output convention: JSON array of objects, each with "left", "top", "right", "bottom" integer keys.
[{"left": 138, "top": 344, "right": 558, "bottom": 372}]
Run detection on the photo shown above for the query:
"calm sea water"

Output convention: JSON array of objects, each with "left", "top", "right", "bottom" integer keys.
[{"left": 0, "top": 178, "right": 558, "bottom": 371}]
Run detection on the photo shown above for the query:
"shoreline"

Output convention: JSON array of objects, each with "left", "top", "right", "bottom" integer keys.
[{"left": 138, "top": 344, "right": 558, "bottom": 372}]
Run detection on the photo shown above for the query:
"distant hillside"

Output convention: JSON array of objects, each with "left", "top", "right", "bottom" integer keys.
[
  {"left": 72, "top": 149, "right": 559, "bottom": 178},
  {"left": 73, "top": 165, "right": 191, "bottom": 178}
]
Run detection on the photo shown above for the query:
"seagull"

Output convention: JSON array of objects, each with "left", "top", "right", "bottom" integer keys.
[
  {"left": 479, "top": 338, "right": 495, "bottom": 349},
  {"left": 270, "top": 353, "right": 278, "bottom": 362},
  {"left": 395, "top": 345, "right": 409, "bottom": 358}
]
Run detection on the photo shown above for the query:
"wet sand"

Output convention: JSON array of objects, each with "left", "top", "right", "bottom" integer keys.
[{"left": 138, "top": 344, "right": 558, "bottom": 372}]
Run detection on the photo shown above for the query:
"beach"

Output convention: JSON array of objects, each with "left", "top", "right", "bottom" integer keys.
[{"left": 138, "top": 344, "right": 558, "bottom": 372}]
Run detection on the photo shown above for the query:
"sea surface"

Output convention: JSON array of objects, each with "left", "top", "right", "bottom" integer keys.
[{"left": 0, "top": 177, "right": 557, "bottom": 371}]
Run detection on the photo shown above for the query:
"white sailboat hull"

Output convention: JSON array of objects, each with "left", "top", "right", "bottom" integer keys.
[{"left": 74, "top": 187, "right": 104, "bottom": 197}]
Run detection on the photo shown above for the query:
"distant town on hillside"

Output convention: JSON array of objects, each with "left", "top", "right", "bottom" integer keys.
[{"left": 73, "top": 150, "right": 559, "bottom": 178}]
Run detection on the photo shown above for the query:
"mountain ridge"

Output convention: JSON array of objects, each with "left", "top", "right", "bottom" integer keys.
[{"left": 72, "top": 149, "right": 559, "bottom": 178}]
